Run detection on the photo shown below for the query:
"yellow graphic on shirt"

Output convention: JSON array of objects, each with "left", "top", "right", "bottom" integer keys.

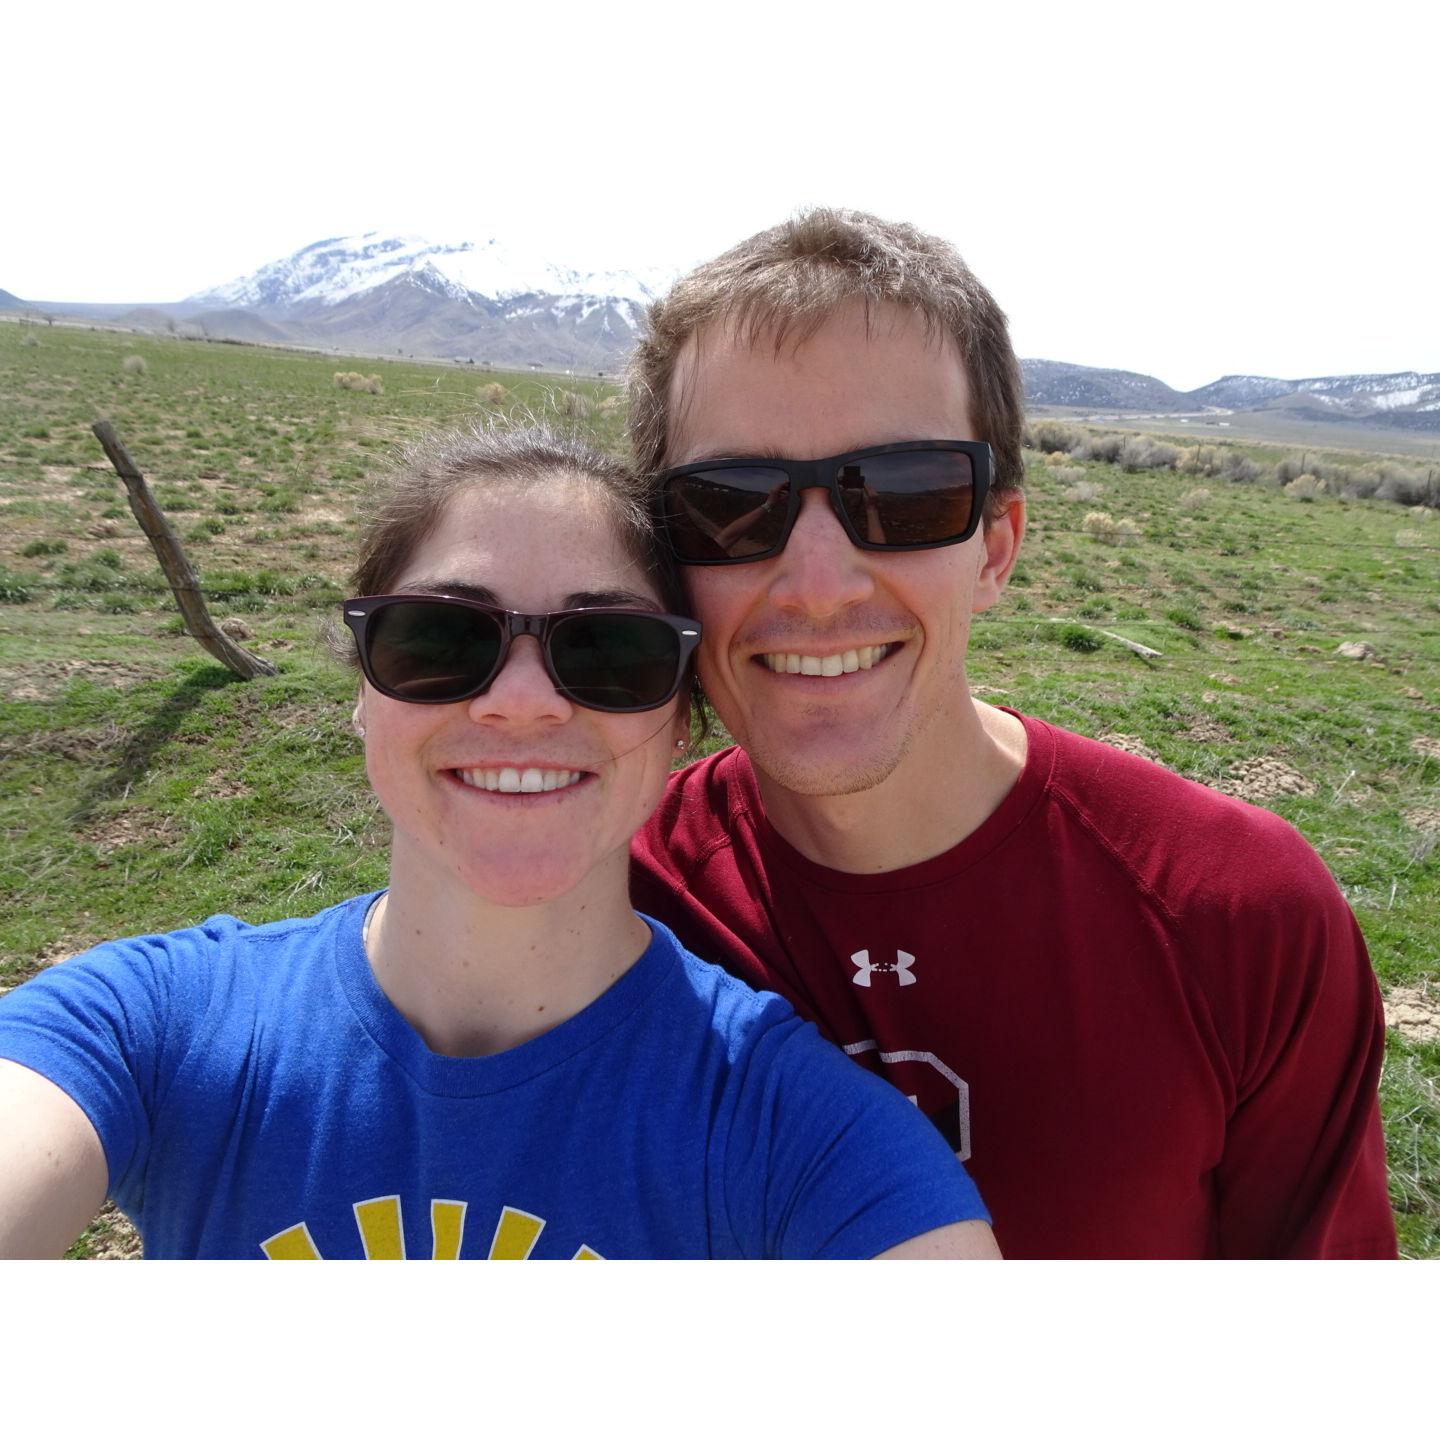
[
  {"left": 355, "top": 1195, "right": 405, "bottom": 1258},
  {"left": 260, "top": 1198, "right": 603, "bottom": 1260},
  {"left": 431, "top": 1199, "right": 467, "bottom": 1260}
]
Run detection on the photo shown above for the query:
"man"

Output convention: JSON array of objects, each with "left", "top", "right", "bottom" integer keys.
[{"left": 628, "top": 208, "right": 1396, "bottom": 1258}]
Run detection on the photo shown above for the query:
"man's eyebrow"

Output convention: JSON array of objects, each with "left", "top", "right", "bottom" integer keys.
[{"left": 675, "top": 444, "right": 795, "bottom": 464}]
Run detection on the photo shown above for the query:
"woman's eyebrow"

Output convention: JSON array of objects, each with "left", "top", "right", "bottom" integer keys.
[
  {"left": 565, "top": 589, "right": 661, "bottom": 611},
  {"left": 397, "top": 581, "right": 659, "bottom": 612},
  {"left": 399, "top": 580, "right": 499, "bottom": 604}
]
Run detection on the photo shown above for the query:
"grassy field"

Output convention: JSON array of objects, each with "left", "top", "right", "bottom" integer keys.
[{"left": 1, "top": 321, "right": 1437, "bottom": 1257}]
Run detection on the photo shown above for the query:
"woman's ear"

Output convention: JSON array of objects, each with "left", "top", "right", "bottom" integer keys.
[{"left": 352, "top": 692, "right": 367, "bottom": 740}]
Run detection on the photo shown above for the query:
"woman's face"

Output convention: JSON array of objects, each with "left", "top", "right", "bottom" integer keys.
[{"left": 356, "top": 475, "right": 689, "bottom": 908}]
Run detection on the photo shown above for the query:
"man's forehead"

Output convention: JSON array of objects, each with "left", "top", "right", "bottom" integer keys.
[{"left": 666, "top": 301, "right": 972, "bottom": 464}]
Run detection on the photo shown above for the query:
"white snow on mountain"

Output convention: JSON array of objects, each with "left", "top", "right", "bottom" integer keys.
[{"left": 190, "top": 231, "right": 670, "bottom": 311}]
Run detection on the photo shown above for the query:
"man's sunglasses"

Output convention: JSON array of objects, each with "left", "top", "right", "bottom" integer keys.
[
  {"left": 342, "top": 595, "right": 701, "bottom": 713},
  {"left": 654, "top": 440, "right": 992, "bottom": 565}
]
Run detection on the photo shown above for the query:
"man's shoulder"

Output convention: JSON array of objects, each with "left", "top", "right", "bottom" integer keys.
[
  {"left": 1031, "top": 715, "right": 1339, "bottom": 918},
  {"left": 635, "top": 748, "right": 750, "bottom": 879}
]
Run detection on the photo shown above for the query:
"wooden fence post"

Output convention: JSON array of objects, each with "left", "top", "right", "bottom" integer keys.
[{"left": 91, "top": 420, "right": 277, "bottom": 680}]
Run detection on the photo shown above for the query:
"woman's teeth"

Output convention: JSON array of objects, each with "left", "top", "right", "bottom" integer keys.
[
  {"left": 457, "top": 767, "right": 585, "bottom": 794},
  {"left": 761, "top": 644, "right": 892, "bottom": 677}
]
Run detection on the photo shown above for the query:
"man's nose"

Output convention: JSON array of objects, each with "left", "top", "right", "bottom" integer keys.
[
  {"left": 765, "top": 489, "right": 875, "bottom": 617},
  {"left": 467, "top": 635, "right": 572, "bottom": 723}
]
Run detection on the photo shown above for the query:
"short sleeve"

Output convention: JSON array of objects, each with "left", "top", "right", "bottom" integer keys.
[
  {"left": 719, "top": 1010, "right": 989, "bottom": 1259},
  {"left": 0, "top": 933, "right": 193, "bottom": 1198}
]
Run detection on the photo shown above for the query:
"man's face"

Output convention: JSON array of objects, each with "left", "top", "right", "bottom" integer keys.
[{"left": 666, "top": 300, "right": 1020, "bottom": 798}]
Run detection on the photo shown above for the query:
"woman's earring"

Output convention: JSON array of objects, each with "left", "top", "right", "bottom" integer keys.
[{"left": 675, "top": 738, "right": 687, "bottom": 751}]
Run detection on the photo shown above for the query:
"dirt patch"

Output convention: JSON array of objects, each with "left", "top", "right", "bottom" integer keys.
[
  {"left": 77, "top": 810, "right": 179, "bottom": 855},
  {"left": 81, "top": 1203, "right": 143, "bottom": 1260},
  {"left": 195, "top": 772, "right": 253, "bottom": 800},
  {"left": 1384, "top": 985, "right": 1440, "bottom": 1045},
  {"left": 0, "top": 722, "right": 129, "bottom": 763},
  {"left": 1409, "top": 737, "right": 1440, "bottom": 761},
  {"left": 1098, "top": 733, "right": 1167, "bottom": 766},
  {"left": 1212, "top": 757, "right": 1317, "bottom": 803},
  {"left": 1403, "top": 806, "right": 1440, "bottom": 833},
  {"left": 1178, "top": 718, "right": 1233, "bottom": 744},
  {"left": 0, "top": 659, "right": 159, "bottom": 703}
]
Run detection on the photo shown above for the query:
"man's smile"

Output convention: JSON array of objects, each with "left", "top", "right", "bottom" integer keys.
[{"left": 756, "top": 643, "right": 898, "bottom": 677}]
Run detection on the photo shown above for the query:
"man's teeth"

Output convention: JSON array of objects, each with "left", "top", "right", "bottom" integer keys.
[
  {"left": 761, "top": 644, "right": 892, "bottom": 676},
  {"left": 457, "top": 767, "right": 585, "bottom": 794}
]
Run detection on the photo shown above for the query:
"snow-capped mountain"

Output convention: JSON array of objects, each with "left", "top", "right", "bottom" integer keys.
[
  {"left": 176, "top": 231, "right": 673, "bottom": 370},
  {"left": 191, "top": 231, "right": 665, "bottom": 316},
  {"left": 1191, "top": 371, "right": 1440, "bottom": 420},
  {"left": 1021, "top": 359, "right": 1192, "bottom": 411}
]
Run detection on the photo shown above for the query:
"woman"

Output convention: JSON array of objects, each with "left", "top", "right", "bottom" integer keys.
[{"left": 0, "top": 425, "right": 996, "bottom": 1260}]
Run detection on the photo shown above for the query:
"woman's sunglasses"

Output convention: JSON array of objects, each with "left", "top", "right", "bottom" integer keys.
[
  {"left": 342, "top": 595, "right": 701, "bottom": 713},
  {"left": 655, "top": 440, "right": 992, "bottom": 565}
]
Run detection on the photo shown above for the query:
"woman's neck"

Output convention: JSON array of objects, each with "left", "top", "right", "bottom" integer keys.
[{"left": 366, "top": 848, "right": 652, "bottom": 1058}]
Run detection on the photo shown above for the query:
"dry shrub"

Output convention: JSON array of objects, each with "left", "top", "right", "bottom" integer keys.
[
  {"left": 1117, "top": 436, "right": 1180, "bottom": 472},
  {"left": 478, "top": 382, "right": 507, "bottom": 405},
  {"left": 1026, "top": 420, "right": 1084, "bottom": 454},
  {"left": 21, "top": 332, "right": 39, "bottom": 348},
  {"left": 1063, "top": 480, "right": 1103, "bottom": 502},
  {"left": 1052, "top": 466, "right": 1086, "bottom": 486},
  {"left": 1409, "top": 505, "right": 1433, "bottom": 521},
  {"left": 1078, "top": 433, "right": 1125, "bottom": 464},
  {"left": 1284, "top": 474, "right": 1323, "bottom": 501},
  {"left": 1178, "top": 487, "right": 1212, "bottom": 510},
  {"left": 1395, "top": 529, "right": 1428, "bottom": 548},
  {"left": 598, "top": 396, "right": 624, "bottom": 414},
  {"left": 557, "top": 390, "right": 593, "bottom": 420},
  {"left": 1044, "top": 450, "right": 1071, "bottom": 467},
  {"left": 1375, "top": 465, "right": 1434, "bottom": 507},
  {"left": 1219, "top": 450, "right": 1261, "bottom": 484},
  {"left": 1342, "top": 470, "right": 1382, "bottom": 501},
  {"left": 334, "top": 371, "right": 384, "bottom": 394},
  {"left": 122, "top": 355, "right": 148, "bottom": 376},
  {"left": 1082, "top": 510, "right": 1140, "bottom": 545}
]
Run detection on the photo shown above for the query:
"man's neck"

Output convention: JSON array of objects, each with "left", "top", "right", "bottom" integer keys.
[{"left": 752, "top": 700, "right": 1027, "bottom": 874}]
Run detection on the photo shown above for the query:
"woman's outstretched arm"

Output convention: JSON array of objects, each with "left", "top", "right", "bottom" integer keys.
[
  {"left": 878, "top": 1219, "right": 1001, "bottom": 1259},
  {"left": 0, "top": 1058, "right": 109, "bottom": 1258}
]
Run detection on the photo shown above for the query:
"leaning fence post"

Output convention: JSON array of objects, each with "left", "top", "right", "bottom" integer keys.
[{"left": 91, "top": 419, "right": 277, "bottom": 680}]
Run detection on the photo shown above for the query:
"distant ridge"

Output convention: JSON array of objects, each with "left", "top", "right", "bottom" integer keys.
[{"left": 11, "top": 233, "right": 1438, "bottom": 431}]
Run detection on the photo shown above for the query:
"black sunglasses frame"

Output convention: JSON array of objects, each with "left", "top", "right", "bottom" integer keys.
[
  {"left": 342, "top": 594, "right": 702, "bottom": 713},
  {"left": 654, "top": 440, "right": 993, "bottom": 566}
]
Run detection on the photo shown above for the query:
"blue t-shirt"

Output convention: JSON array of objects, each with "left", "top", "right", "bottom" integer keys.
[{"left": 0, "top": 895, "right": 986, "bottom": 1258}]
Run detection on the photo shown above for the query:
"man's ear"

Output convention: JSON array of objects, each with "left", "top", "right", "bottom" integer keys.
[{"left": 971, "top": 495, "right": 1026, "bottom": 615}]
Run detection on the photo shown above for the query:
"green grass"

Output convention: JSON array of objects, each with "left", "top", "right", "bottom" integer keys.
[{"left": 1, "top": 322, "right": 1437, "bottom": 1256}]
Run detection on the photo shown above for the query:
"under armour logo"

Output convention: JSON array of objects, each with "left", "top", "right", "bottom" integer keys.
[{"left": 850, "top": 949, "right": 917, "bottom": 987}]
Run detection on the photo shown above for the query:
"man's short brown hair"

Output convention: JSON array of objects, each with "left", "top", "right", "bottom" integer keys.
[{"left": 626, "top": 207, "right": 1025, "bottom": 514}]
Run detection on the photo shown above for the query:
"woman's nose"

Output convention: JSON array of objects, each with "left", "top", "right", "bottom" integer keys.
[{"left": 467, "top": 635, "right": 573, "bottom": 723}]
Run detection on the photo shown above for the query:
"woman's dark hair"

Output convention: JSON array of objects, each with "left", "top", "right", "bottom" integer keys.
[{"left": 339, "top": 421, "right": 705, "bottom": 735}]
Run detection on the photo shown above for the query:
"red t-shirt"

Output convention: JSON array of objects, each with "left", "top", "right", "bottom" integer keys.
[{"left": 630, "top": 713, "right": 1396, "bottom": 1259}]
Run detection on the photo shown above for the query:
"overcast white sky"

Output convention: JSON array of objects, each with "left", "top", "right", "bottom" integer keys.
[{"left": 7, "top": 1, "right": 1435, "bottom": 392}]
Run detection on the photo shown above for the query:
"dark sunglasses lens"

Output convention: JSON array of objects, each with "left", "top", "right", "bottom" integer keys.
[
  {"left": 662, "top": 467, "right": 791, "bottom": 560},
  {"left": 550, "top": 613, "right": 682, "bottom": 710},
  {"left": 836, "top": 449, "right": 975, "bottom": 547},
  {"left": 366, "top": 601, "right": 503, "bottom": 701}
]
